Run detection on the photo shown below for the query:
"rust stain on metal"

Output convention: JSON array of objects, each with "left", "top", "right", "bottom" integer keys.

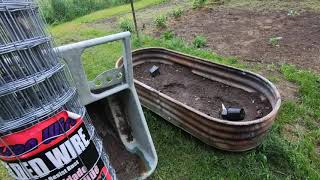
[{"left": 116, "top": 48, "right": 281, "bottom": 152}]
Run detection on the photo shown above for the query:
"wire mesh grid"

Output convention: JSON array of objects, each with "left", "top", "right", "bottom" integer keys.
[
  {"left": 0, "top": 69, "right": 73, "bottom": 126},
  {"left": 0, "top": 90, "right": 83, "bottom": 137},
  {"left": 0, "top": 1, "right": 46, "bottom": 46},
  {"left": 0, "top": 37, "right": 61, "bottom": 94},
  {"left": 0, "top": 0, "right": 33, "bottom": 3}
]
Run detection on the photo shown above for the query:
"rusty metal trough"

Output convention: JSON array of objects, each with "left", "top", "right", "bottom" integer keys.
[{"left": 116, "top": 48, "right": 281, "bottom": 152}]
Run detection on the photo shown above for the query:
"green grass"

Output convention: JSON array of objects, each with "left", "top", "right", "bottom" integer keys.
[
  {"left": 192, "top": 0, "right": 207, "bottom": 9},
  {"left": 50, "top": 0, "right": 165, "bottom": 43},
  {"left": 38, "top": 0, "right": 133, "bottom": 24},
  {"left": 3, "top": 0, "right": 320, "bottom": 179},
  {"left": 171, "top": 8, "right": 183, "bottom": 18},
  {"left": 192, "top": 35, "right": 207, "bottom": 48},
  {"left": 72, "top": 0, "right": 165, "bottom": 24},
  {"left": 119, "top": 17, "right": 134, "bottom": 32},
  {"left": 154, "top": 15, "right": 167, "bottom": 29},
  {"left": 82, "top": 40, "right": 122, "bottom": 79},
  {"left": 161, "top": 30, "right": 175, "bottom": 40}
]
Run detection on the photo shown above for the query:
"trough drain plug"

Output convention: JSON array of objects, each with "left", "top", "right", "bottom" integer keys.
[{"left": 221, "top": 104, "right": 245, "bottom": 121}]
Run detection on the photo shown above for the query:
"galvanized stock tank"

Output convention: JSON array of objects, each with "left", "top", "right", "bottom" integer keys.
[{"left": 116, "top": 48, "right": 281, "bottom": 152}]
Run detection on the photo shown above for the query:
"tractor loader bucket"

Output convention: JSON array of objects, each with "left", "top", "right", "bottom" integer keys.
[{"left": 56, "top": 32, "right": 157, "bottom": 180}]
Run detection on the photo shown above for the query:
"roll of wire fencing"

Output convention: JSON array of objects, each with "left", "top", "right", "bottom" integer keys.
[{"left": 0, "top": 1, "right": 116, "bottom": 179}]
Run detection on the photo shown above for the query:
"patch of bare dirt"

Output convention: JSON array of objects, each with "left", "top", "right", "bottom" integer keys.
[
  {"left": 316, "top": 143, "right": 320, "bottom": 155},
  {"left": 275, "top": 79, "right": 298, "bottom": 101},
  {"left": 282, "top": 124, "right": 306, "bottom": 142},
  {"left": 163, "top": 8, "right": 320, "bottom": 72},
  {"left": 255, "top": 66, "right": 299, "bottom": 101}
]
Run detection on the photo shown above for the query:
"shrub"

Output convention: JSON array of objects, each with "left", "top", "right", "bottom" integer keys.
[
  {"left": 119, "top": 18, "right": 134, "bottom": 32},
  {"left": 172, "top": 8, "right": 183, "bottom": 18},
  {"left": 162, "top": 30, "right": 174, "bottom": 40},
  {"left": 38, "top": 0, "right": 132, "bottom": 24},
  {"left": 154, "top": 15, "right": 167, "bottom": 28},
  {"left": 193, "top": 35, "right": 207, "bottom": 48},
  {"left": 192, "top": 0, "right": 207, "bottom": 9},
  {"left": 165, "top": 37, "right": 185, "bottom": 49}
]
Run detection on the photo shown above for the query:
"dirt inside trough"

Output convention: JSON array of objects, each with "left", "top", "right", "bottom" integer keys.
[
  {"left": 134, "top": 62, "right": 272, "bottom": 121},
  {"left": 160, "top": 8, "right": 320, "bottom": 72},
  {"left": 86, "top": 99, "right": 145, "bottom": 180}
]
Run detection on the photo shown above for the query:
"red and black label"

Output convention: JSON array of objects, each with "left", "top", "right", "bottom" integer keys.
[{"left": 0, "top": 111, "right": 114, "bottom": 180}]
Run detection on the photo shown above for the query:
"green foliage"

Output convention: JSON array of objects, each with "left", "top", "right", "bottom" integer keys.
[
  {"left": 193, "top": 35, "right": 207, "bottom": 48},
  {"left": 269, "top": 36, "right": 282, "bottom": 47},
  {"left": 154, "top": 15, "right": 167, "bottom": 28},
  {"left": 281, "top": 64, "right": 320, "bottom": 117},
  {"left": 172, "top": 8, "right": 183, "bottom": 18},
  {"left": 38, "top": 0, "right": 133, "bottom": 24},
  {"left": 192, "top": 0, "right": 207, "bottom": 9},
  {"left": 119, "top": 18, "right": 134, "bottom": 32},
  {"left": 161, "top": 30, "right": 174, "bottom": 40},
  {"left": 267, "top": 75, "right": 280, "bottom": 83}
]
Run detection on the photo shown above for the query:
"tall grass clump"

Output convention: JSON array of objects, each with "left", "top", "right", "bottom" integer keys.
[
  {"left": 38, "top": 0, "right": 132, "bottom": 24},
  {"left": 154, "top": 15, "right": 167, "bottom": 28},
  {"left": 193, "top": 35, "right": 207, "bottom": 48},
  {"left": 119, "top": 18, "right": 134, "bottom": 32},
  {"left": 172, "top": 8, "right": 183, "bottom": 18},
  {"left": 192, "top": 0, "right": 207, "bottom": 9}
]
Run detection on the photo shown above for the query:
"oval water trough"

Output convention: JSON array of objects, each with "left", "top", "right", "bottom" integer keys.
[{"left": 116, "top": 48, "right": 281, "bottom": 152}]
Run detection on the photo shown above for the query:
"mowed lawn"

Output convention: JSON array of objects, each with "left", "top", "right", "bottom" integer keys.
[{"left": 1, "top": 0, "right": 320, "bottom": 179}]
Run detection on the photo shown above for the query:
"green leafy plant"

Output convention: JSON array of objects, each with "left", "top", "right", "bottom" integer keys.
[
  {"left": 288, "top": 10, "right": 300, "bottom": 16},
  {"left": 193, "top": 35, "right": 207, "bottom": 48},
  {"left": 269, "top": 36, "right": 282, "bottom": 47},
  {"left": 154, "top": 15, "right": 167, "bottom": 28},
  {"left": 162, "top": 30, "right": 174, "bottom": 40},
  {"left": 172, "top": 8, "right": 183, "bottom": 18},
  {"left": 266, "top": 63, "right": 278, "bottom": 72},
  {"left": 192, "top": 0, "right": 207, "bottom": 9},
  {"left": 119, "top": 18, "right": 134, "bottom": 32}
]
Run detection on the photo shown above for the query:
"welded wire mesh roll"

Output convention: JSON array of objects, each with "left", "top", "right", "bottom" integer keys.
[
  {"left": 0, "top": 1, "right": 46, "bottom": 46},
  {"left": 0, "top": 0, "right": 72, "bottom": 134},
  {"left": 0, "top": 1, "right": 116, "bottom": 179},
  {"left": 0, "top": 0, "right": 74, "bottom": 130},
  {"left": 0, "top": 90, "right": 79, "bottom": 135},
  {"left": 0, "top": 69, "right": 73, "bottom": 124},
  {"left": 0, "top": 37, "right": 62, "bottom": 94},
  {"left": 0, "top": 0, "right": 76, "bottom": 138}
]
